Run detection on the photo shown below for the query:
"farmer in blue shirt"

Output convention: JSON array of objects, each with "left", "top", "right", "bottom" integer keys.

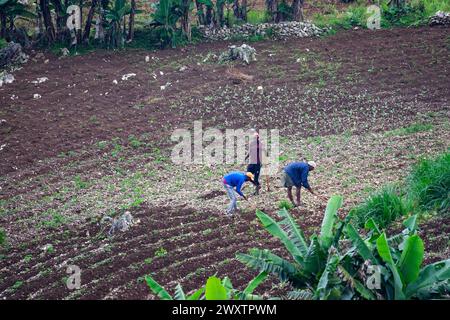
[
  {"left": 223, "top": 171, "right": 255, "bottom": 216},
  {"left": 281, "top": 161, "right": 319, "bottom": 207}
]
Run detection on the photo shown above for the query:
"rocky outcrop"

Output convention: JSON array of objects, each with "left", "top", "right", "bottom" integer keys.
[
  {"left": 429, "top": 11, "right": 450, "bottom": 26},
  {"left": 0, "top": 42, "right": 28, "bottom": 70}
]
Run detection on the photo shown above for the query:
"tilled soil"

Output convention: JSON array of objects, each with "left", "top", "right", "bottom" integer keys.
[{"left": 0, "top": 27, "right": 449, "bottom": 299}]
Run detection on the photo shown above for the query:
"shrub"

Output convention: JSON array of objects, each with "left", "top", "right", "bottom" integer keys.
[
  {"left": 351, "top": 185, "right": 410, "bottom": 228},
  {"left": 384, "top": 123, "right": 433, "bottom": 137},
  {"left": 407, "top": 152, "right": 450, "bottom": 213},
  {"left": 381, "top": 2, "right": 427, "bottom": 27}
]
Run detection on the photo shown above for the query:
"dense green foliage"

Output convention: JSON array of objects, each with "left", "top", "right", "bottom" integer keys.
[
  {"left": 407, "top": 152, "right": 450, "bottom": 213},
  {"left": 313, "top": 0, "right": 450, "bottom": 30},
  {"left": 351, "top": 185, "right": 410, "bottom": 228},
  {"left": 238, "top": 197, "right": 450, "bottom": 300}
]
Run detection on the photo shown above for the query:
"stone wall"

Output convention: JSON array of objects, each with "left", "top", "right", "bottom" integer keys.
[{"left": 198, "top": 21, "right": 326, "bottom": 41}]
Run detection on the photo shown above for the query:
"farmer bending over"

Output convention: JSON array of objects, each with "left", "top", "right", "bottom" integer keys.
[
  {"left": 223, "top": 172, "right": 255, "bottom": 216},
  {"left": 281, "top": 161, "right": 320, "bottom": 208}
]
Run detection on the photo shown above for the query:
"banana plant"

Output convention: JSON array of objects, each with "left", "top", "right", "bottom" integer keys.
[
  {"left": 149, "top": 0, "right": 183, "bottom": 48},
  {"left": 105, "top": 0, "right": 131, "bottom": 48},
  {"left": 145, "top": 272, "right": 268, "bottom": 300},
  {"left": 346, "top": 214, "right": 450, "bottom": 300},
  {"left": 236, "top": 195, "right": 346, "bottom": 298}
]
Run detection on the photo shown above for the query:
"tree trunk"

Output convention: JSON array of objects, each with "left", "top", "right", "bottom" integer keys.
[
  {"left": 195, "top": 0, "right": 206, "bottom": 25},
  {"left": 84, "top": 0, "right": 98, "bottom": 43},
  {"left": 215, "top": 1, "right": 225, "bottom": 28},
  {"left": 180, "top": 0, "right": 191, "bottom": 41},
  {"left": 291, "top": 0, "right": 304, "bottom": 21},
  {"left": 389, "top": 0, "right": 404, "bottom": 8},
  {"left": 0, "top": 13, "right": 6, "bottom": 39},
  {"left": 265, "top": 0, "right": 277, "bottom": 23},
  {"left": 127, "top": 0, "right": 136, "bottom": 41},
  {"left": 206, "top": 5, "right": 213, "bottom": 26},
  {"left": 233, "top": 0, "right": 247, "bottom": 21},
  {"left": 50, "top": 0, "right": 65, "bottom": 41},
  {"left": 233, "top": 0, "right": 240, "bottom": 19},
  {"left": 39, "top": 0, "right": 56, "bottom": 42},
  {"left": 241, "top": 0, "right": 247, "bottom": 21},
  {"left": 77, "top": 0, "right": 83, "bottom": 43},
  {"left": 95, "top": 7, "right": 105, "bottom": 42}
]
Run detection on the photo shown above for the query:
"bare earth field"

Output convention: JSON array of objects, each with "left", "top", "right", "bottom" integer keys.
[{"left": 0, "top": 27, "right": 449, "bottom": 299}]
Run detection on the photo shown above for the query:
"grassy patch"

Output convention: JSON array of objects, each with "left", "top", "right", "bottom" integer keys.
[
  {"left": 350, "top": 185, "right": 411, "bottom": 228},
  {"left": 40, "top": 209, "right": 66, "bottom": 229},
  {"left": 49, "top": 42, "right": 97, "bottom": 57},
  {"left": 73, "top": 175, "right": 89, "bottom": 190},
  {"left": 384, "top": 123, "right": 433, "bottom": 137},
  {"left": 11, "top": 280, "right": 24, "bottom": 291},
  {"left": 313, "top": 0, "right": 450, "bottom": 30},
  {"left": 154, "top": 247, "right": 168, "bottom": 258},
  {"left": 0, "top": 228, "right": 6, "bottom": 247},
  {"left": 278, "top": 199, "right": 294, "bottom": 210},
  {"left": 407, "top": 152, "right": 450, "bottom": 213}
]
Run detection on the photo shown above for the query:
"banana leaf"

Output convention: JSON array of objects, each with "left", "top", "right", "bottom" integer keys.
[
  {"left": 376, "top": 233, "right": 406, "bottom": 299},
  {"left": 256, "top": 209, "right": 304, "bottom": 265},
  {"left": 205, "top": 276, "right": 227, "bottom": 300},
  {"left": 145, "top": 275, "right": 173, "bottom": 300},
  {"left": 319, "top": 195, "right": 343, "bottom": 250},
  {"left": 405, "top": 259, "right": 450, "bottom": 298},
  {"left": 345, "top": 223, "right": 379, "bottom": 265},
  {"left": 397, "top": 234, "right": 424, "bottom": 285}
]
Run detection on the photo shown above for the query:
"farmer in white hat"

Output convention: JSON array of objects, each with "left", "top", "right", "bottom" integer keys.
[{"left": 281, "top": 161, "right": 319, "bottom": 208}]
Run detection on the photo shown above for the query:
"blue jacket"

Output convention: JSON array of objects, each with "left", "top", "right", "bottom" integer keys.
[
  {"left": 284, "top": 162, "right": 311, "bottom": 189},
  {"left": 223, "top": 172, "right": 247, "bottom": 197}
]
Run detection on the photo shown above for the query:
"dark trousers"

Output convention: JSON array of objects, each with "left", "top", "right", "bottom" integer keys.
[{"left": 247, "top": 163, "right": 262, "bottom": 186}]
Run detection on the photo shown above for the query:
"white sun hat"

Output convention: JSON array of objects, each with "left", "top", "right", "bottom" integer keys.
[{"left": 307, "top": 161, "right": 317, "bottom": 168}]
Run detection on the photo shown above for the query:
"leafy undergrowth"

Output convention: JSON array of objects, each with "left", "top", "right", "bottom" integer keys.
[
  {"left": 351, "top": 185, "right": 411, "bottom": 229},
  {"left": 407, "top": 152, "right": 450, "bottom": 213}
]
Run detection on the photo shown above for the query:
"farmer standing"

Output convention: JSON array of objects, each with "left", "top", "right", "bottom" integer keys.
[
  {"left": 222, "top": 171, "right": 255, "bottom": 216},
  {"left": 281, "top": 161, "right": 319, "bottom": 207},
  {"left": 245, "top": 129, "right": 264, "bottom": 195}
]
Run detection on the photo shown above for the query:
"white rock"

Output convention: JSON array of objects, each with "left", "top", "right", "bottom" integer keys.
[
  {"left": 145, "top": 55, "right": 150, "bottom": 62},
  {"left": 121, "top": 73, "right": 136, "bottom": 81},
  {"left": 0, "top": 73, "right": 14, "bottom": 87},
  {"left": 112, "top": 79, "right": 118, "bottom": 85},
  {"left": 33, "top": 93, "right": 41, "bottom": 99},
  {"left": 61, "top": 48, "right": 70, "bottom": 56},
  {"left": 31, "top": 77, "right": 48, "bottom": 84}
]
